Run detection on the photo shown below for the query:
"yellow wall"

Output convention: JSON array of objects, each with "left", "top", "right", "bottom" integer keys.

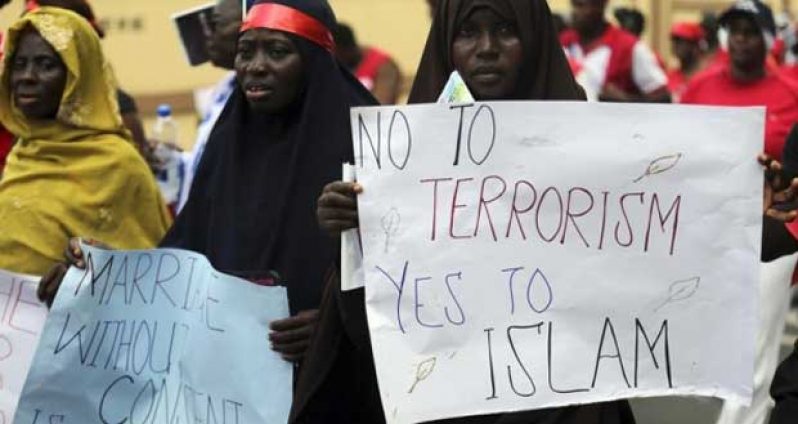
[
  {"left": 3, "top": 0, "right": 798, "bottom": 95},
  {"left": 0, "top": 0, "right": 434, "bottom": 148},
  {"left": 1, "top": 0, "right": 229, "bottom": 95},
  {"left": 0, "top": 0, "right": 432, "bottom": 92}
]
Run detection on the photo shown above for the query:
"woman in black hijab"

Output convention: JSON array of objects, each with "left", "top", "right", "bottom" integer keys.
[
  {"left": 770, "top": 340, "right": 798, "bottom": 424},
  {"left": 407, "top": 0, "right": 584, "bottom": 102},
  {"left": 160, "top": 0, "right": 377, "bottom": 361},
  {"left": 768, "top": 125, "right": 798, "bottom": 424},
  {"left": 297, "top": 1, "right": 635, "bottom": 423},
  {"left": 40, "top": 0, "right": 376, "bottom": 364}
]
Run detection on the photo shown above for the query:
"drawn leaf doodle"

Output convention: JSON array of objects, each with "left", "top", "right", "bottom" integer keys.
[
  {"left": 381, "top": 208, "right": 401, "bottom": 253},
  {"left": 654, "top": 277, "right": 701, "bottom": 312},
  {"left": 634, "top": 153, "right": 683, "bottom": 183},
  {"left": 408, "top": 357, "right": 437, "bottom": 394}
]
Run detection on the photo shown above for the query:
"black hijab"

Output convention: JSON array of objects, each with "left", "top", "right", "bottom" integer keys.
[
  {"left": 160, "top": 0, "right": 376, "bottom": 314},
  {"left": 292, "top": 1, "right": 632, "bottom": 423},
  {"left": 408, "top": 0, "right": 585, "bottom": 103},
  {"left": 770, "top": 339, "right": 798, "bottom": 424}
]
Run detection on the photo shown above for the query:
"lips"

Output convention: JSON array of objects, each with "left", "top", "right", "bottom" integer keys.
[
  {"left": 471, "top": 67, "right": 504, "bottom": 84},
  {"left": 14, "top": 93, "right": 40, "bottom": 106},
  {"left": 244, "top": 82, "right": 274, "bottom": 100}
]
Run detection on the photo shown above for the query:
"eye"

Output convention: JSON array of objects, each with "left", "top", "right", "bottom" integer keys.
[
  {"left": 39, "top": 58, "right": 60, "bottom": 71},
  {"left": 237, "top": 42, "right": 254, "bottom": 59},
  {"left": 268, "top": 47, "right": 289, "bottom": 60},
  {"left": 456, "top": 22, "right": 478, "bottom": 39},
  {"left": 266, "top": 41, "right": 294, "bottom": 60},
  {"left": 11, "top": 58, "right": 26, "bottom": 71},
  {"left": 496, "top": 23, "right": 517, "bottom": 37}
]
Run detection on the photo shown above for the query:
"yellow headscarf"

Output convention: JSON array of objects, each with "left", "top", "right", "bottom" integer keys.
[{"left": 0, "top": 7, "right": 171, "bottom": 275}]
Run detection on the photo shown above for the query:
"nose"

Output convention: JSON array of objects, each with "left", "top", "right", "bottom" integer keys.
[
  {"left": 16, "top": 63, "right": 37, "bottom": 84},
  {"left": 247, "top": 51, "right": 270, "bottom": 76},
  {"left": 475, "top": 31, "right": 499, "bottom": 59},
  {"left": 729, "top": 31, "right": 747, "bottom": 45}
]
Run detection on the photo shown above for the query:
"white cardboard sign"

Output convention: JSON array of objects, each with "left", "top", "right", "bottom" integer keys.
[
  {"left": 14, "top": 246, "right": 292, "bottom": 424},
  {"left": 0, "top": 270, "right": 47, "bottom": 424},
  {"left": 352, "top": 102, "right": 763, "bottom": 423}
]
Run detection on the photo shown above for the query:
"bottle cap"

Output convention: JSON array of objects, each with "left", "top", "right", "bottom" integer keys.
[{"left": 156, "top": 104, "right": 172, "bottom": 118}]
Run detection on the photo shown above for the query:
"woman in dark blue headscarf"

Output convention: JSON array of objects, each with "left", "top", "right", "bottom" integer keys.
[{"left": 160, "top": 0, "right": 376, "bottom": 361}]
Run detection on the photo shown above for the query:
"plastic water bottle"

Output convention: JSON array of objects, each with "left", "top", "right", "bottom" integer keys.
[
  {"left": 152, "top": 104, "right": 178, "bottom": 148},
  {"left": 150, "top": 104, "right": 183, "bottom": 214}
]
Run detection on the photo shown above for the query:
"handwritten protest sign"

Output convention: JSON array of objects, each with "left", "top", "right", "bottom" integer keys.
[
  {"left": 0, "top": 270, "right": 47, "bottom": 424},
  {"left": 352, "top": 102, "right": 763, "bottom": 423},
  {"left": 14, "top": 246, "right": 292, "bottom": 424}
]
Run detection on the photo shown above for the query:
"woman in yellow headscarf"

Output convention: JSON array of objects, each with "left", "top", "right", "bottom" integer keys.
[{"left": 0, "top": 7, "right": 171, "bottom": 276}]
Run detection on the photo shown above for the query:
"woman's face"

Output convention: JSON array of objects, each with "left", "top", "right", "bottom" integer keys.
[
  {"left": 9, "top": 28, "right": 67, "bottom": 120},
  {"left": 451, "top": 7, "right": 523, "bottom": 100},
  {"left": 235, "top": 28, "right": 304, "bottom": 114}
]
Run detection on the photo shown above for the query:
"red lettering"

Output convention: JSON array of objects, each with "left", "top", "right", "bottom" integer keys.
[
  {"left": 9, "top": 279, "right": 41, "bottom": 335},
  {"left": 474, "top": 176, "right": 508, "bottom": 241},
  {"left": 560, "top": 188, "right": 595, "bottom": 248},
  {"left": 614, "top": 193, "right": 645, "bottom": 247},
  {"left": 506, "top": 180, "right": 537, "bottom": 240},
  {"left": 645, "top": 194, "right": 682, "bottom": 255},
  {"left": 598, "top": 191, "right": 610, "bottom": 250},
  {"left": 535, "top": 187, "right": 564, "bottom": 243},
  {"left": 449, "top": 178, "right": 475, "bottom": 239}
]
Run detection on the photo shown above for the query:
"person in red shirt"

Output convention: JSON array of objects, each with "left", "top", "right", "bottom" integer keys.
[
  {"left": 680, "top": 0, "right": 798, "bottom": 162},
  {"left": 668, "top": 22, "right": 705, "bottom": 101},
  {"left": 561, "top": 0, "right": 670, "bottom": 102},
  {"left": 334, "top": 23, "right": 403, "bottom": 105},
  {"left": 682, "top": 5, "right": 798, "bottom": 423}
]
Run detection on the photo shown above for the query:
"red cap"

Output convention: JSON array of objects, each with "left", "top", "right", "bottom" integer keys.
[{"left": 670, "top": 22, "right": 705, "bottom": 42}]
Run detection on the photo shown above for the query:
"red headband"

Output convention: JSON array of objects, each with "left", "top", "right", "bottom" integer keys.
[{"left": 241, "top": 3, "right": 335, "bottom": 52}]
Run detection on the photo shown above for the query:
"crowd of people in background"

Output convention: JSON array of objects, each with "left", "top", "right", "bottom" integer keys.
[{"left": 1, "top": 0, "right": 798, "bottom": 423}]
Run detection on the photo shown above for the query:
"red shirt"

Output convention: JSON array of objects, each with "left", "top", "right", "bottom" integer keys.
[
  {"left": 781, "top": 64, "right": 798, "bottom": 84},
  {"left": 561, "top": 25, "right": 667, "bottom": 97},
  {"left": 680, "top": 68, "right": 798, "bottom": 161},
  {"left": 667, "top": 69, "right": 688, "bottom": 101}
]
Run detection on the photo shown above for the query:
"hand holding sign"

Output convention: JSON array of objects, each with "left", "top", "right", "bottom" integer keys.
[
  {"left": 37, "top": 238, "right": 108, "bottom": 307},
  {"left": 269, "top": 309, "right": 319, "bottom": 362},
  {"left": 760, "top": 154, "right": 798, "bottom": 222},
  {"left": 16, "top": 245, "right": 293, "bottom": 424},
  {"left": 317, "top": 181, "right": 362, "bottom": 236}
]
